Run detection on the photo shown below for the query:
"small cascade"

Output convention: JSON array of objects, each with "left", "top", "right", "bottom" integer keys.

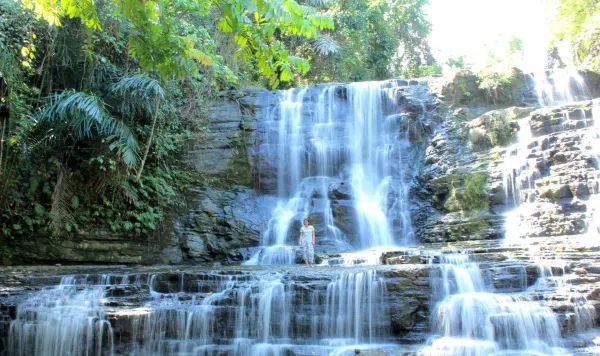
[
  {"left": 320, "top": 270, "right": 389, "bottom": 345},
  {"left": 501, "top": 69, "right": 599, "bottom": 244},
  {"left": 8, "top": 275, "right": 114, "bottom": 356},
  {"left": 130, "top": 273, "right": 291, "bottom": 355},
  {"left": 249, "top": 80, "right": 426, "bottom": 265},
  {"left": 424, "top": 253, "right": 568, "bottom": 356},
  {"left": 531, "top": 69, "right": 592, "bottom": 107},
  {"left": 501, "top": 118, "right": 538, "bottom": 208},
  {"left": 528, "top": 257, "right": 597, "bottom": 334},
  {"left": 496, "top": 71, "right": 600, "bottom": 334}
]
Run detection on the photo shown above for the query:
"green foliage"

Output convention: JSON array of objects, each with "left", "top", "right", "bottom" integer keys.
[
  {"left": 294, "top": 0, "right": 431, "bottom": 83},
  {"left": 476, "top": 38, "right": 522, "bottom": 103},
  {"left": 551, "top": 0, "right": 600, "bottom": 71},
  {"left": 444, "top": 171, "right": 489, "bottom": 215},
  {"left": 0, "top": 2, "right": 209, "bottom": 252},
  {"left": 0, "top": 0, "right": 433, "bottom": 258},
  {"left": 446, "top": 56, "right": 465, "bottom": 69},
  {"left": 19, "top": 0, "right": 102, "bottom": 30},
  {"left": 488, "top": 112, "right": 516, "bottom": 146},
  {"left": 39, "top": 90, "right": 139, "bottom": 168},
  {"left": 404, "top": 64, "right": 442, "bottom": 78},
  {"left": 458, "top": 77, "right": 472, "bottom": 98},
  {"left": 217, "top": 0, "right": 334, "bottom": 87},
  {"left": 16, "top": 0, "right": 333, "bottom": 86},
  {"left": 463, "top": 172, "right": 489, "bottom": 212}
]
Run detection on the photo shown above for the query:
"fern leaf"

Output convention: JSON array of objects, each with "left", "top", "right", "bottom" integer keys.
[
  {"left": 39, "top": 90, "right": 139, "bottom": 168},
  {"left": 313, "top": 34, "right": 340, "bottom": 55}
]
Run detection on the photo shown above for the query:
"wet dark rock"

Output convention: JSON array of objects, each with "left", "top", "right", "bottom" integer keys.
[
  {"left": 171, "top": 187, "right": 278, "bottom": 264},
  {"left": 328, "top": 182, "right": 353, "bottom": 200},
  {"left": 0, "top": 264, "right": 436, "bottom": 354},
  {"left": 330, "top": 200, "right": 358, "bottom": 243}
]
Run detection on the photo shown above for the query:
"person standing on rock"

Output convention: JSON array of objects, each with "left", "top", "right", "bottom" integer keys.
[{"left": 299, "top": 218, "right": 316, "bottom": 265}]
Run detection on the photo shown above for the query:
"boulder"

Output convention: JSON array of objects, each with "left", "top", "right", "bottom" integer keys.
[{"left": 328, "top": 182, "right": 353, "bottom": 200}]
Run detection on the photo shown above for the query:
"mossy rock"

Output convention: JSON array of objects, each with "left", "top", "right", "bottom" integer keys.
[{"left": 432, "top": 170, "right": 490, "bottom": 214}]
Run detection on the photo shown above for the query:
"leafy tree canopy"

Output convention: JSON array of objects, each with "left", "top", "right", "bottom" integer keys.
[
  {"left": 17, "top": 0, "right": 334, "bottom": 85},
  {"left": 550, "top": 0, "right": 600, "bottom": 71},
  {"left": 291, "top": 0, "right": 432, "bottom": 83}
]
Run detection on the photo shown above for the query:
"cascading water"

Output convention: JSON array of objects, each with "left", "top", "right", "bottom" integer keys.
[
  {"left": 129, "top": 273, "right": 291, "bottom": 355},
  {"left": 3, "top": 79, "right": 434, "bottom": 356},
  {"left": 423, "top": 253, "right": 573, "bottom": 356},
  {"left": 6, "top": 75, "right": 600, "bottom": 356},
  {"left": 8, "top": 275, "right": 114, "bottom": 356},
  {"left": 472, "top": 67, "right": 600, "bottom": 355},
  {"left": 250, "top": 80, "right": 421, "bottom": 265},
  {"left": 502, "top": 69, "right": 598, "bottom": 244},
  {"left": 320, "top": 270, "right": 389, "bottom": 345},
  {"left": 7, "top": 269, "right": 393, "bottom": 356},
  {"left": 531, "top": 70, "right": 593, "bottom": 107}
]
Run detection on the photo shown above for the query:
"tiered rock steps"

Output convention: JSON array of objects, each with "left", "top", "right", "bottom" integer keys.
[
  {"left": 490, "top": 101, "right": 600, "bottom": 239},
  {"left": 0, "top": 264, "right": 432, "bottom": 355},
  {"left": 1, "top": 239, "right": 600, "bottom": 355}
]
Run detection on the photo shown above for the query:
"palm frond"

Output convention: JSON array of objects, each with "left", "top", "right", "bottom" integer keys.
[
  {"left": 40, "top": 90, "right": 139, "bottom": 168},
  {"left": 110, "top": 76, "right": 165, "bottom": 115},
  {"left": 313, "top": 34, "right": 341, "bottom": 56}
]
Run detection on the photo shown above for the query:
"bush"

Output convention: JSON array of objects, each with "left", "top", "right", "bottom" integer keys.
[
  {"left": 488, "top": 112, "right": 517, "bottom": 146},
  {"left": 469, "top": 127, "right": 491, "bottom": 148},
  {"left": 444, "top": 171, "right": 489, "bottom": 215},
  {"left": 406, "top": 64, "right": 443, "bottom": 78},
  {"left": 463, "top": 172, "right": 489, "bottom": 211}
]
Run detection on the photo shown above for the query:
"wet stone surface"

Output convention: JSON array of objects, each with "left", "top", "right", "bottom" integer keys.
[{"left": 2, "top": 242, "right": 600, "bottom": 355}]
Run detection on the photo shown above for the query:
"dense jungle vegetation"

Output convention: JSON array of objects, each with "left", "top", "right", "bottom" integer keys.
[
  {"left": 0, "top": 0, "right": 598, "bottom": 258},
  {"left": 0, "top": 0, "right": 431, "bottom": 257}
]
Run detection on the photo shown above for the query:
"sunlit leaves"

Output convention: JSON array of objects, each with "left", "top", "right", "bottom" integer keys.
[
  {"left": 16, "top": 0, "right": 333, "bottom": 86},
  {"left": 551, "top": 0, "right": 600, "bottom": 71},
  {"left": 218, "top": 0, "right": 334, "bottom": 86},
  {"left": 19, "top": 0, "right": 101, "bottom": 30},
  {"left": 187, "top": 48, "right": 214, "bottom": 66},
  {"left": 18, "top": 0, "right": 62, "bottom": 27},
  {"left": 289, "top": 56, "right": 310, "bottom": 73}
]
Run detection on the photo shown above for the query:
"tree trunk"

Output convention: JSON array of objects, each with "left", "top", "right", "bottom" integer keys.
[{"left": 136, "top": 100, "right": 160, "bottom": 182}]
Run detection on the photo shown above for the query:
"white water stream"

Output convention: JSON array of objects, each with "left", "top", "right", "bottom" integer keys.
[{"left": 248, "top": 80, "right": 420, "bottom": 265}]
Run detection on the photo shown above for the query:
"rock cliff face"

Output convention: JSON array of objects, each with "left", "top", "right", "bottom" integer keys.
[
  {"left": 164, "top": 186, "right": 277, "bottom": 264},
  {"left": 490, "top": 100, "right": 600, "bottom": 240},
  {"left": 11, "top": 70, "right": 600, "bottom": 265},
  {"left": 412, "top": 71, "right": 600, "bottom": 245}
]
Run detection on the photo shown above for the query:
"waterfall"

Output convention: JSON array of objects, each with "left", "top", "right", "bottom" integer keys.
[
  {"left": 8, "top": 275, "right": 114, "bottom": 356},
  {"left": 424, "top": 253, "right": 567, "bottom": 356},
  {"left": 501, "top": 69, "right": 597, "bottom": 244},
  {"left": 130, "top": 273, "right": 291, "bottom": 355},
  {"left": 321, "top": 270, "right": 389, "bottom": 345},
  {"left": 250, "top": 80, "right": 421, "bottom": 264},
  {"left": 347, "top": 82, "right": 396, "bottom": 248},
  {"left": 530, "top": 70, "right": 592, "bottom": 107},
  {"left": 7, "top": 269, "right": 391, "bottom": 356}
]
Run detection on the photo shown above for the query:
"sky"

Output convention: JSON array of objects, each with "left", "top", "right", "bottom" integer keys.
[{"left": 425, "top": 0, "right": 556, "bottom": 71}]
